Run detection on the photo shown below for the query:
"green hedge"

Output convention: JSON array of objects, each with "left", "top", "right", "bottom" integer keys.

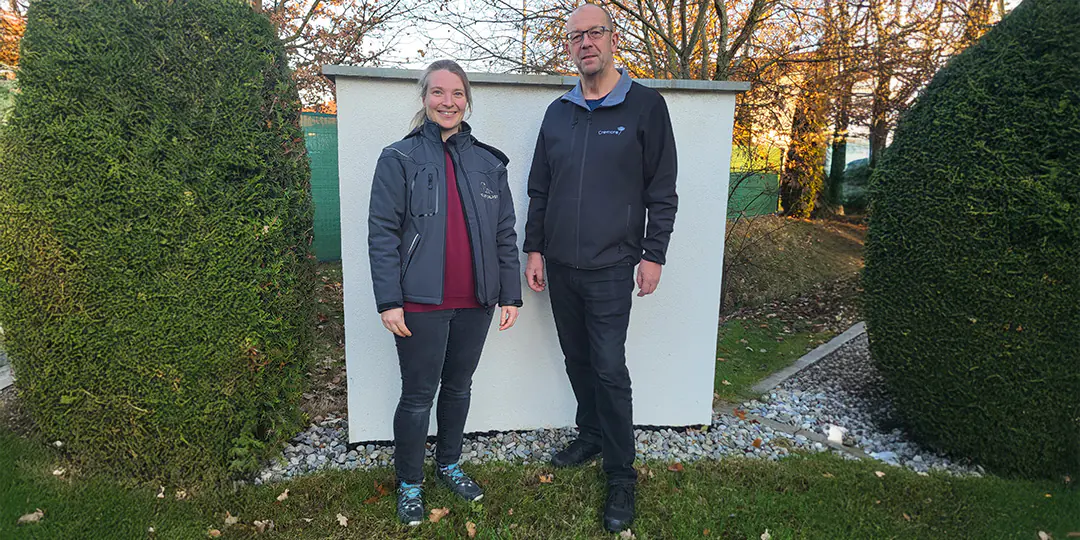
[
  {"left": 863, "top": 0, "right": 1079, "bottom": 479},
  {"left": 0, "top": 0, "right": 315, "bottom": 483}
]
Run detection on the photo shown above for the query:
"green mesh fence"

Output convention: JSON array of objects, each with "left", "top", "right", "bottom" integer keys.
[
  {"left": 302, "top": 112, "right": 341, "bottom": 261},
  {"left": 727, "top": 171, "right": 780, "bottom": 219}
]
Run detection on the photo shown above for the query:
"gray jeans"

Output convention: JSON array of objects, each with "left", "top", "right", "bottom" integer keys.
[{"left": 393, "top": 307, "right": 494, "bottom": 484}]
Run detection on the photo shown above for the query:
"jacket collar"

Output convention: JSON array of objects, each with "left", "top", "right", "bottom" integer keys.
[
  {"left": 561, "top": 68, "right": 633, "bottom": 111},
  {"left": 405, "top": 117, "right": 475, "bottom": 151}
]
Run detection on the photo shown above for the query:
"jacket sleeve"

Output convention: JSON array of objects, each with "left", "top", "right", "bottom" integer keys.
[
  {"left": 522, "top": 128, "right": 549, "bottom": 254},
  {"left": 496, "top": 166, "right": 524, "bottom": 307},
  {"left": 368, "top": 151, "right": 407, "bottom": 312},
  {"left": 640, "top": 96, "right": 679, "bottom": 265}
]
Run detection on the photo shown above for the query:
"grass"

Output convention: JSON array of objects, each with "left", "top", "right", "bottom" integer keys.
[
  {"left": 3, "top": 429, "right": 1078, "bottom": 539},
  {"left": 713, "top": 318, "right": 832, "bottom": 401},
  {"left": 723, "top": 216, "right": 865, "bottom": 311}
]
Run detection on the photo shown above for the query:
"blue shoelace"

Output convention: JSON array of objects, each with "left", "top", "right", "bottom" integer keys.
[
  {"left": 399, "top": 482, "right": 422, "bottom": 504},
  {"left": 441, "top": 463, "right": 468, "bottom": 484}
]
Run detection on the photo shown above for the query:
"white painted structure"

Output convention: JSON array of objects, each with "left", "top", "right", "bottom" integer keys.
[{"left": 325, "top": 66, "right": 748, "bottom": 442}]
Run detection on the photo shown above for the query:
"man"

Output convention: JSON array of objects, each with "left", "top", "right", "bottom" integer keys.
[{"left": 522, "top": 3, "right": 678, "bottom": 533}]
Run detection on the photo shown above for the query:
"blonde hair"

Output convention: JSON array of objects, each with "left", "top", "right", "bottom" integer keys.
[{"left": 410, "top": 60, "right": 473, "bottom": 131}]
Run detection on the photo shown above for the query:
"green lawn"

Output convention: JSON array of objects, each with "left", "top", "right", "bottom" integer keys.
[
  {"left": 714, "top": 318, "right": 832, "bottom": 401},
  {"left": 3, "top": 430, "right": 1077, "bottom": 539}
]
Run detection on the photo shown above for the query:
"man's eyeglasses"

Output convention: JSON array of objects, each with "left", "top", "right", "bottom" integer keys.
[{"left": 566, "top": 25, "right": 612, "bottom": 45}]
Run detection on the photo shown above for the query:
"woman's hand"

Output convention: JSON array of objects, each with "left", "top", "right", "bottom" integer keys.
[
  {"left": 380, "top": 308, "right": 412, "bottom": 337},
  {"left": 498, "top": 306, "right": 519, "bottom": 331}
]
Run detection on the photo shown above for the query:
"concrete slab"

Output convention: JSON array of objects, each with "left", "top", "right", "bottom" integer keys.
[{"left": 750, "top": 321, "right": 867, "bottom": 395}]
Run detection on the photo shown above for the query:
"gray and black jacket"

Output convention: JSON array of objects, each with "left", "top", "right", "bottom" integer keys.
[
  {"left": 368, "top": 119, "right": 523, "bottom": 312},
  {"left": 523, "top": 69, "right": 678, "bottom": 269}
]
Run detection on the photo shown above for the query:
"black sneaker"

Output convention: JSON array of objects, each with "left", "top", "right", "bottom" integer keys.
[
  {"left": 550, "top": 439, "right": 601, "bottom": 468},
  {"left": 603, "top": 483, "right": 635, "bottom": 533},
  {"left": 396, "top": 482, "right": 424, "bottom": 526},
  {"left": 435, "top": 462, "right": 484, "bottom": 502}
]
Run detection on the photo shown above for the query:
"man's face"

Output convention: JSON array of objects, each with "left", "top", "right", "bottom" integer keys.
[{"left": 565, "top": 7, "right": 618, "bottom": 77}]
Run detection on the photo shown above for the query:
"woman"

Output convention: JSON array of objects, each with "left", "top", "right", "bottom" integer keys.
[{"left": 367, "top": 59, "right": 522, "bottom": 526}]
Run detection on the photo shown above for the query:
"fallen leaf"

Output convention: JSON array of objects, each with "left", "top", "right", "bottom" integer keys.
[
  {"left": 668, "top": 462, "right": 684, "bottom": 472},
  {"left": 52, "top": 468, "right": 65, "bottom": 476},
  {"left": 508, "top": 508, "right": 514, "bottom": 516},
  {"left": 620, "top": 530, "right": 636, "bottom": 539},
  {"left": 157, "top": 486, "right": 165, "bottom": 499},
  {"left": 704, "top": 529, "right": 710, "bottom": 536},
  {"left": 149, "top": 527, "right": 155, "bottom": 534},
  {"left": 302, "top": 518, "right": 313, "bottom": 523},
  {"left": 1066, "top": 533, "right": 1080, "bottom": 538},
  {"left": 429, "top": 507, "right": 450, "bottom": 523},
  {"left": 734, "top": 409, "right": 747, "bottom": 420},
  {"left": 466, "top": 521, "right": 477, "bottom": 538},
  {"left": 224, "top": 511, "right": 239, "bottom": 527},
  {"left": 1045, "top": 493, "right": 1053, "bottom": 498},
  {"left": 1038, "top": 532, "right": 1051, "bottom": 540},
  {"left": 363, "top": 481, "right": 390, "bottom": 504},
  {"left": 903, "top": 513, "right": 911, "bottom": 521},
  {"left": 208, "top": 530, "right": 221, "bottom": 538},
  {"left": 875, "top": 500, "right": 881, "bottom": 504},
  {"left": 875, "top": 471, "right": 886, "bottom": 478},
  {"left": 822, "top": 473, "right": 834, "bottom": 478},
  {"left": 253, "top": 519, "right": 274, "bottom": 534},
  {"left": 276, "top": 489, "right": 289, "bottom": 502},
  {"left": 761, "top": 529, "right": 772, "bottom": 540},
  {"left": 176, "top": 489, "right": 188, "bottom": 500},
  {"left": 538, "top": 474, "right": 554, "bottom": 484},
  {"left": 752, "top": 438, "right": 763, "bottom": 448},
  {"left": 17, "top": 509, "right": 44, "bottom": 525},
  {"left": 721, "top": 380, "right": 732, "bottom": 386},
  {"left": 336, "top": 513, "right": 348, "bottom": 527},
  {"left": 717, "top": 357, "right": 726, "bottom": 362}
]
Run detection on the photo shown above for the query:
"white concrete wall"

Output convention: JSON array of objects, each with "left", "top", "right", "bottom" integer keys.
[{"left": 331, "top": 67, "right": 743, "bottom": 442}]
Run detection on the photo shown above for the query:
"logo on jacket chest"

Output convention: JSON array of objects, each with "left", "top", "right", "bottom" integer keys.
[
  {"left": 479, "top": 181, "right": 499, "bottom": 200},
  {"left": 597, "top": 125, "right": 626, "bottom": 136}
]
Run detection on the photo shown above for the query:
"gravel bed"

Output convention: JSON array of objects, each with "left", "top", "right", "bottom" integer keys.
[
  {"left": 257, "top": 329, "right": 984, "bottom": 484},
  {"left": 743, "top": 333, "right": 984, "bottom": 477},
  {"left": 254, "top": 414, "right": 832, "bottom": 484}
]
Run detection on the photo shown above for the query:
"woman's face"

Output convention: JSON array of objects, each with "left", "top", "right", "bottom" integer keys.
[{"left": 424, "top": 70, "right": 468, "bottom": 136}]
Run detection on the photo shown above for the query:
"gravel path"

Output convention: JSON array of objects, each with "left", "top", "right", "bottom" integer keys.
[{"left": 258, "top": 327, "right": 985, "bottom": 484}]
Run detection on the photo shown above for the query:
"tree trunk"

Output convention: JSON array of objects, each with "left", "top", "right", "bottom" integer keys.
[
  {"left": 869, "top": 74, "right": 890, "bottom": 169},
  {"left": 827, "top": 81, "right": 852, "bottom": 207}
]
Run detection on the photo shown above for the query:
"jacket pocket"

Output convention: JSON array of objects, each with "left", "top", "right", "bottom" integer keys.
[
  {"left": 409, "top": 165, "right": 439, "bottom": 217},
  {"left": 401, "top": 232, "right": 421, "bottom": 279}
]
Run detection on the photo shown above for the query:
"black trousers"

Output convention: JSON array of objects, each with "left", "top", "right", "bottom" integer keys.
[
  {"left": 393, "top": 307, "right": 494, "bottom": 484},
  {"left": 546, "top": 262, "right": 637, "bottom": 485}
]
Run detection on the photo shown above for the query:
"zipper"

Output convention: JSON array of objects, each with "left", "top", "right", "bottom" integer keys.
[
  {"left": 420, "top": 172, "right": 439, "bottom": 217},
  {"left": 402, "top": 233, "right": 421, "bottom": 277},
  {"left": 448, "top": 147, "right": 488, "bottom": 304},
  {"left": 620, "top": 204, "right": 631, "bottom": 253},
  {"left": 574, "top": 111, "right": 592, "bottom": 268}
]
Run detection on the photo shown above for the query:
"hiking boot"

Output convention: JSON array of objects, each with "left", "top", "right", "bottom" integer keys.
[
  {"left": 603, "top": 482, "right": 635, "bottom": 533},
  {"left": 550, "top": 439, "right": 601, "bottom": 468},
  {"left": 435, "top": 462, "right": 484, "bottom": 502},
  {"left": 396, "top": 482, "right": 424, "bottom": 526}
]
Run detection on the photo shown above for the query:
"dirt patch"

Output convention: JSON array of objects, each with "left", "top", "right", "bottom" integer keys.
[{"left": 302, "top": 262, "right": 348, "bottom": 422}]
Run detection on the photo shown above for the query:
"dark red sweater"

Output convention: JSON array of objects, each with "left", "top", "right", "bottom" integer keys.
[{"left": 404, "top": 148, "right": 483, "bottom": 312}]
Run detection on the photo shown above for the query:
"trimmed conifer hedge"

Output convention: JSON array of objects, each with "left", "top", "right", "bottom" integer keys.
[
  {"left": 863, "top": 0, "right": 1080, "bottom": 479},
  {"left": 0, "top": 0, "right": 315, "bottom": 482}
]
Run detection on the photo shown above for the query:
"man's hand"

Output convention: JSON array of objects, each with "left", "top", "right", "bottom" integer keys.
[
  {"left": 499, "top": 306, "right": 519, "bottom": 331},
  {"left": 525, "top": 252, "right": 546, "bottom": 292},
  {"left": 636, "top": 260, "right": 663, "bottom": 297},
  {"left": 380, "top": 308, "right": 412, "bottom": 337}
]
